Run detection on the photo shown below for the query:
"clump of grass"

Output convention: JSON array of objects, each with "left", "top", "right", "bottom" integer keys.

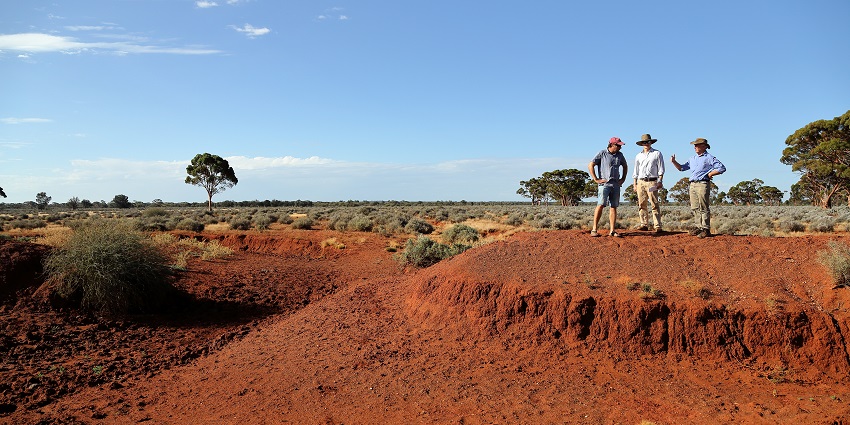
[
  {"left": 817, "top": 241, "right": 850, "bottom": 288},
  {"left": 764, "top": 364, "right": 788, "bottom": 384},
  {"left": 680, "top": 279, "right": 712, "bottom": 299},
  {"left": 321, "top": 237, "right": 346, "bottom": 249},
  {"left": 764, "top": 293, "right": 785, "bottom": 312},
  {"left": 43, "top": 219, "right": 174, "bottom": 315},
  {"left": 199, "top": 240, "right": 233, "bottom": 260},
  {"left": 385, "top": 240, "right": 400, "bottom": 252},
  {"left": 628, "top": 282, "right": 664, "bottom": 299}
]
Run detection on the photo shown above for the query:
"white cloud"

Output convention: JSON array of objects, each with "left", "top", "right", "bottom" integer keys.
[
  {"left": 0, "top": 33, "right": 222, "bottom": 55},
  {"left": 1, "top": 117, "right": 52, "bottom": 124},
  {"left": 225, "top": 155, "right": 335, "bottom": 170},
  {"left": 195, "top": 1, "right": 218, "bottom": 8},
  {"left": 65, "top": 25, "right": 120, "bottom": 31},
  {"left": 229, "top": 24, "right": 271, "bottom": 38}
]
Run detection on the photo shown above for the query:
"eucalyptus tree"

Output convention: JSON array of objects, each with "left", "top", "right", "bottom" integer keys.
[{"left": 185, "top": 153, "right": 238, "bottom": 212}]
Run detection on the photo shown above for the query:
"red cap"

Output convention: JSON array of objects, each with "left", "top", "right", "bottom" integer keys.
[{"left": 609, "top": 137, "right": 624, "bottom": 146}]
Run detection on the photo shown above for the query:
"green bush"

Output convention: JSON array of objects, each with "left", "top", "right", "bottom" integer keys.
[
  {"left": 818, "top": 241, "right": 850, "bottom": 288},
  {"left": 43, "top": 220, "right": 174, "bottom": 314},
  {"left": 5, "top": 218, "right": 47, "bottom": 230},
  {"left": 441, "top": 224, "right": 479, "bottom": 245},
  {"left": 291, "top": 216, "right": 314, "bottom": 230},
  {"left": 404, "top": 218, "right": 434, "bottom": 234},
  {"left": 142, "top": 207, "right": 169, "bottom": 218},
  {"left": 396, "top": 235, "right": 469, "bottom": 268},
  {"left": 253, "top": 214, "right": 272, "bottom": 231},
  {"left": 347, "top": 215, "right": 373, "bottom": 232},
  {"left": 229, "top": 218, "right": 252, "bottom": 230},
  {"left": 175, "top": 218, "right": 205, "bottom": 232}
]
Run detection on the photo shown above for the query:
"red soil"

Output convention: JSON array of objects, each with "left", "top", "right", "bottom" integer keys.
[{"left": 2, "top": 228, "right": 850, "bottom": 424}]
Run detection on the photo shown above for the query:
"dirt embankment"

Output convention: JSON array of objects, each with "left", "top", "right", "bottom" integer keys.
[{"left": 408, "top": 231, "right": 850, "bottom": 379}]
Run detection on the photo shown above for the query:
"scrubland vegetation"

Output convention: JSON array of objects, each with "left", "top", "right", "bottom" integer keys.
[{"left": 3, "top": 203, "right": 850, "bottom": 239}]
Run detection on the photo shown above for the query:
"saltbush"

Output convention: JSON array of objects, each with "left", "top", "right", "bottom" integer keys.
[
  {"left": 396, "top": 235, "right": 470, "bottom": 268},
  {"left": 404, "top": 218, "right": 434, "bottom": 234},
  {"left": 229, "top": 218, "right": 252, "bottom": 231},
  {"left": 291, "top": 216, "right": 314, "bottom": 230},
  {"left": 441, "top": 224, "right": 480, "bottom": 245},
  {"left": 175, "top": 218, "right": 205, "bottom": 232},
  {"left": 818, "top": 241, "right": 850, "bottom": 288},
  {"left": 43, "top": 220, "right": 174, "bottom": 314}
]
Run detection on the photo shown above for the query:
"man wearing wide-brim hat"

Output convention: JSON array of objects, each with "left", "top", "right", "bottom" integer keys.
[
  {"left": 632, "top": 134, "right": 665, "bottom": 233},
  {"left": 671, "top": 138, "right": 726, "bottom": 238}
]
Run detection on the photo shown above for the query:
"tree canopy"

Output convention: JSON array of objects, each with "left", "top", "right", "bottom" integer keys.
[
  {"left": 518, "top": 169, "right": 595, "bottom": 206},
  {"left": 185, "top": 153, "right": 238, "bottom": 211},
  {"left": 780, "top": 110, "right": 850, "bottom": 208}
]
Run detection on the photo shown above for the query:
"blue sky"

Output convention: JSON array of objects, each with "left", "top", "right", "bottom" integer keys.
[{"left": 1, "top": 0, "right": 848, "bottom": 204}]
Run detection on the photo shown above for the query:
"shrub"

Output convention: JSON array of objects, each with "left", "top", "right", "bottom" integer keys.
[
  {"left": 347, "top": 215, "right": 373, "bottom": 232},
  {"left": 253, "top": 214, "right": 272, "bottom": 231},
  {"left": 175, "top": 218, "right": 205, "bottom": 232},
  {"left": 43, "top": 220, "right": 174, "bottom": 314},
  {"left": 229, "top": 218, "right": 252, "bottom": 231},
  {"left": 396, "top": 235, "right": 469, "bottom": 268},
  {"left": 505, "top": 214, "right": 524, "bottom": 226},
  {"left": 6, "top": 218, "right": 47, "bottom": 230},
  {"left": 818, "top": 241, "right": 850, "bottom": 288},
  {"left": 291, "top": 216, "right": 314, "bottom": 230},
  {"left": 778, "top": 219, "right": 805, "bottom": 233},
  {"left": 404, "top": 218, "right": 434, "bottom": 234},
  {"left": 441, "top": 224, "right": 480, "bottom": 245},
  {"left": 142, "top": 207, "right": 169, "bottom": 218}
]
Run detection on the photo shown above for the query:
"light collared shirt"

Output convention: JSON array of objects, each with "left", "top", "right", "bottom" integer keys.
[
  {"left": 632, "top": 148, "right": 665, "bottom": 180},
  {"left": 679, "top": 151, "right": 726, "bottom": 181}
]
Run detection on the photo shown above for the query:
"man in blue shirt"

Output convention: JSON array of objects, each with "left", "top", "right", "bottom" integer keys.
[
  {"left": 588, "top": 137, "right": 628, "bottom": 237},
  {"left": 671, "top": 138, "right": 726, "bottom": 238}
]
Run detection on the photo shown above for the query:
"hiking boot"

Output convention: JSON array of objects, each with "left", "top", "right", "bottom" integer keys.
[
  {"left": 697, "top": 229, "right": 709, "bottom": 238},
  {"left": 654, "top": 227, "right": 663, "bottom": 233},
  {"left": 636, "top": 225, "right": 649, "bottom": 231},
  {"left": 688, "top": 227, "right": 701, "bottom": 236}
]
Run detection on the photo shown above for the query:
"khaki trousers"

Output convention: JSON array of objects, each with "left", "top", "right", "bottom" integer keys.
[
  {"left": 636, "top": 179, "right": 662, "bottom": 229},
  {"left": 689, "top": 181, "right": 711, "bottom": 231}
]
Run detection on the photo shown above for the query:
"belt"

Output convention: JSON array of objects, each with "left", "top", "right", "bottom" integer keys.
[
  {"left": 690, "top": 180, "right": 709, "bottom": 183},
  {"left": 639, "top": 177, "right": 657, "bottom": 181}
]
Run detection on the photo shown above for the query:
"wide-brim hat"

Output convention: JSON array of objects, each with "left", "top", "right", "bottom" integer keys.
[
  {"left": 636, "top": 134, "right": 657, "bottom": 145},
  {"left": 690, "top": 137, "right": 711, "bottom": 149}
]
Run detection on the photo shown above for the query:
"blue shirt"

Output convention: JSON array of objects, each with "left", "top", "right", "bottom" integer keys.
[
  {"left": 592, "top": 149, "right": 627, "bottom": 186},
  {"left": 679, "top": 151, "right": 726, "bottom": 181}
]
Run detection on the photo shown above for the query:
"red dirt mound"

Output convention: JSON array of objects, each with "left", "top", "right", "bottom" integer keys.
[
  {"left": 4, "top": 229, "right": 850, "bottom": 424},
  {"left": 407, "top": 231, "right": 850, "bottom": 380}
]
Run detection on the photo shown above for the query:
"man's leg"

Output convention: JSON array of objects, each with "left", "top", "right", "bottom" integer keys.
[
  {"left": 698, "top": 184, "right": 711, "bottom": 232},
  {"left": 689, "top": 183, "right": 701, "bottom": 231},
  {"left": 648, "top": 185, "right": 662, "bottom": 229},
  {"left": 636, "top": 181, "right": 649, "bottom": 228},
  {"left": 609, "top": 207, "right": 617, "bottom": 233},
  {"left": 592, "top": 205, "right": 604, "bottom": 231}
]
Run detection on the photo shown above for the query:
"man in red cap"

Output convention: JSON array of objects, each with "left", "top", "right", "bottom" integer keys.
[{"left": 588, "top": 137, "right": 628, "bottom": 237}]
